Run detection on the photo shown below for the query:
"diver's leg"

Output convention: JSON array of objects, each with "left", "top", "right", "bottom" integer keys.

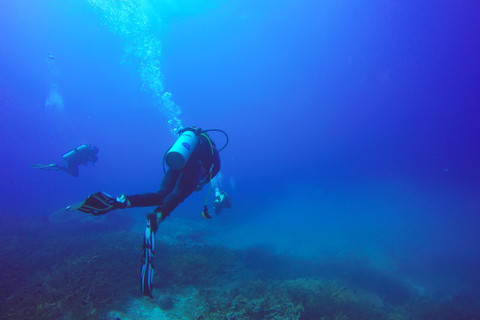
[
  {"left": 127, "top": 169, "right": 179, "bottom": 207},
  {"left": 156, "top": 160, "right": 204, "bottom": 219},
  {"left": 62, "top": 164, "right": 79, "bottom": 177},
  {"left": 140, "top": 162, "right": 203, "bottom": 297},
  {"left": 31, "top": 163, "right": 63, "bottom": 171}
]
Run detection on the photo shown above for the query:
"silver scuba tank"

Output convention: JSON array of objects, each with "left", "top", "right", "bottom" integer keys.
[
  {"left": 165, "top": 129, "right": 199, "bottom": 170},
  {"left": 62, "top": 144, "right": 90, "bottom": 162}
]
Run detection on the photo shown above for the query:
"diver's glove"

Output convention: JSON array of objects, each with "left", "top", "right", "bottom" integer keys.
[
  {"left": 75, "top": 191, "right": 130, "bottom": 216},
  {"left": 141, "top": 213, "right": 157, "bottom": 298}
]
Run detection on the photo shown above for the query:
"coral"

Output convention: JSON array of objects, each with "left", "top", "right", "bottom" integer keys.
[
  {"left": 156, "top": 243, "right": 241, "bottom": 288},
  {"left": 277, "top": 278, "right": 411, "bottom": 320},
  {"left": 2, "top": 218, "right": 479, "bottom": 320},
  {"left": 190, "top": 279, "right": 303, "bottom": 320},
  {"left": 0, "top": 228, "right": 139, "bottom": 320}
]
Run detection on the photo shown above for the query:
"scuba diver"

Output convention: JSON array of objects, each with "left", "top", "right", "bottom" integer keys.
[
  {"left": 213, "top": 187, "right": 232, "bottom": 215},
  {"left": 67, "top": 126, "right": 228, "bottom": 298},
  {"left": 32, "top": 143, "right": 99, "bottom": 177}
]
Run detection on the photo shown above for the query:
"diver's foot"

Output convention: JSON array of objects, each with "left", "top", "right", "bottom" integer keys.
[
  {"left": 146, "top": 213, "right": 158, "bottom": 234},
  {"left": 116, "top": 194, "right": 131, "bottom": 208}
]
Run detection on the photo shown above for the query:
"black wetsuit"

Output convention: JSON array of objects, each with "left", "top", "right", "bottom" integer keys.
[{"left": 126, "top": 134, "right": 221, "bottom": 217}]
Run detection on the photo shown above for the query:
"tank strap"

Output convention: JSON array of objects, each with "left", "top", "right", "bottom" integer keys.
[
  {"left": 201, "top": 133, "right": 214, "bottom": 155},
  {"left": 202, "top": 164, "right": 214, "bottom": 219},
  {"left": 199, "top": 133, "right": 214, "bottom": 219}
]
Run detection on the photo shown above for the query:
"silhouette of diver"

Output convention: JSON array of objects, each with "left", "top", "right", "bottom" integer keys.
[
  {"left": 67, "top": 126, "right": 229, "bottom": 298},
  {"left": 32, "top": 144, "right": 99, "bottom": 177}
]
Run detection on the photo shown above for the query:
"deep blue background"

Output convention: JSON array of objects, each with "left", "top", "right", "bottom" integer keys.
[{"left": 1, "top": 0, "right": 479, "bottom": 291}]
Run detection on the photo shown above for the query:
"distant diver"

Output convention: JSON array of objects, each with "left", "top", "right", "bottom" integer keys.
[
  {"left": 32, "top": 143, "right": 99, "bottom": 177},
  {"left": 47, "top": 54, "right": 55, "bottom": 60},
  {"left": 67, "top": 126, "right": 229, "bottom": 298},
  {"left": 213, "top": 187, "right": 232, "bottom": 215}
]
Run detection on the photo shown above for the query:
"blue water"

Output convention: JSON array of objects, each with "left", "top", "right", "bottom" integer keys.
[{"left": 1, "top": 0, "right": 479, "bottom": 318}]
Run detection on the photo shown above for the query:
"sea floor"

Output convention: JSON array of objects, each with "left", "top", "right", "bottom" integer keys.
[{"left": 1, "top": 210, "right": 479, "bottom": 320}]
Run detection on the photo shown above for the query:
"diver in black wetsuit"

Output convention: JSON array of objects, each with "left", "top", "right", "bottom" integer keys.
[
  {"left": 69, "top": 126, "right": 227, "bottom": 298},
  {"left": 125, "top": 129, "right": 221, "bottom": 225},
  {"left": 73, "top": 128, "right": 221, "bottom": 221},
  {"left": 32, "top": 144, "right": 99, "bottom": 177}
]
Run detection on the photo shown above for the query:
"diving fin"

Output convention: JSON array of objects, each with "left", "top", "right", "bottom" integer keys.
[
  {"left": 31, "top": 163, "right": 62, "bottom": 171},
  {"left": 202, "top": 205, "right": 212, "bottom": 219},
  {"left": 141, "top": 213, "right": 157, "bottom": 298},
  {"left": 72, "top": 191, "right": 126, "bottom": 216}
]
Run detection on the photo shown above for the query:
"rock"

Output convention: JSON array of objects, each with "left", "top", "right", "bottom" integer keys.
[{"left": 158, "top": 295, "right": 174, "bottom": 310}]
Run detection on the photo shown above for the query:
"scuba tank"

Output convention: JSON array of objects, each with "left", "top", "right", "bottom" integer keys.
[
  {"left": 163, "top": 126, "right": 230, "bottom": 219},
  {"left": 162, "top": 127, "right": 229, "bottom": 173},
  {"left": 165, "top": 127, "right": 201, "bottom": 170},
  {"left": 62, "top": 144, "right": 91, "bottom": 162}
]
